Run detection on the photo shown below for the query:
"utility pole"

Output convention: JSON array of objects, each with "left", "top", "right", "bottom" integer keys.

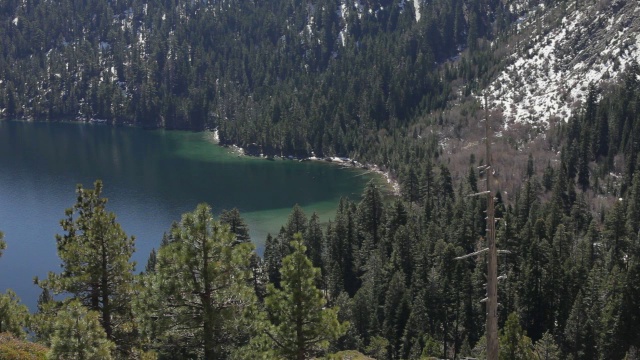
[
  {"left": 455, "top": 96, "right": 500, "bottom": 360},
  {"left": 484, "top": 98, "right": 499, "bottom": 360}
]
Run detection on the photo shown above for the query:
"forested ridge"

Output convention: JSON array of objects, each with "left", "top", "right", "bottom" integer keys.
[{"left": 0, "top": 0, "right": 513, "bottom": 160}]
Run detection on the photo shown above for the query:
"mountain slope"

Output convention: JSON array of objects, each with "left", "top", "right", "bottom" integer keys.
[
  {"left": 485, "top": 0, "right": 640, "bottom": 128},
  {"left": 0, "top": 0, "right": 505, "bottom": 160}
]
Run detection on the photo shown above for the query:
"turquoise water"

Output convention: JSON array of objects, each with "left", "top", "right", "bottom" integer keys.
[{"left": 0, "top": 120, "right": 376, "bottom": 309}]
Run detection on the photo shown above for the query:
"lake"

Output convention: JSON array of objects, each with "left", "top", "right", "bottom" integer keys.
[{"left": 0, "top": 120, "right": 378, "bottom": 310}]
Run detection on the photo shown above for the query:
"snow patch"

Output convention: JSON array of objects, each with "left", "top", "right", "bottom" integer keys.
[
  {"left": 413, "top": 0, "right": 421, "bottom": 22},
  {"left": 485, "top": 1, "right": 640, "bottom": 128}
]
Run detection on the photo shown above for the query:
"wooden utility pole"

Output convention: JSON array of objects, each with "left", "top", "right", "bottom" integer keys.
[
  {"left": 484, "top": 100, "right": 499, "bottom": 360},
  {"left": 455, "top": 97, "right": 499, "bottom": 359}
]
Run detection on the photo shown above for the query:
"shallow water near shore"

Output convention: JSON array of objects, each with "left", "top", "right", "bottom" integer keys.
[{"left": 0, "top": 120, "right": 378, "bottom": 309}]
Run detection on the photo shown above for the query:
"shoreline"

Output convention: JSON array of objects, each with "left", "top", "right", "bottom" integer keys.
[
  {"left": 0, "top": 118, "right": 401, "bottom": 196},
  {"left": 213, "top": 129, "right": 401, "bottom": 196}
]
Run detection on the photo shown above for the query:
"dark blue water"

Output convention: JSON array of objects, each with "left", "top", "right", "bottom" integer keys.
[{"left": 0, "top": 120, "right": 375, "bottom": 310}]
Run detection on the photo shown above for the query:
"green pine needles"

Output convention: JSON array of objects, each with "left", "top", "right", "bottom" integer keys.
[
  {"left": 37, "top": 180, "right": 136, "bottom": 354},
  {"left": 262, "top": 234, "right": 347, "bottom": 360},
  {"left": 138, "top": 203, "right": 256, "bottom": 360}
]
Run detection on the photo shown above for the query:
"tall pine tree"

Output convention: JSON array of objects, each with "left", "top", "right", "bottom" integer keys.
[
  {"left": 39, "top": 180, "right": 136, "bottom": 353},
  {"left": 261, "top": 234, "right": 347, "bottom": 359},
  {"left": 139, "top": 204, "right": 256, "bottom": 359}
]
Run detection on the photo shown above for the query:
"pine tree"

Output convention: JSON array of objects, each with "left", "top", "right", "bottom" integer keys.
[
  {"left": 220, "top": 208, "right": 251, "bottom": 244},
  {"left": 335, "top": 198, "right": 360, "bottom": 296},
  {"left": 401, "top": 166, "right": 420, "bottom": 203},
  {"left": 543, "top": 162, "right": 554, "bottom": 191},
  {"left": 517, "top": 222, "right": 551, "bottom": 341},
  {"left": 598, "top": 266, "right": 626, "bottom": 360},
  {"left": 139, "top": 203, "right": 256, "bottom": 359},
  {"left": 533, "top": 332, "right": 560, "bottom": 360},
  {"left": 262, "top": 234, "right": 347, "bottom": 359},
  {"left": 47, "top": 300, "right": 115, "bottom": 360},
  {"left": 564, "top": 290, "right": 597, "bottom": 360},
  {"left": 400, "top": 286, "right": 429, "bottom": 359},
  {"left": 304, "top": 212, "right": 324, "bottom": 270},
  {"left": 30, "top": 288, "right": 58, "bottom": 346},
  {"left": 577, "top": 154, "right": 590, "bottom": 192},
  {"left": 604, "top": 200, "right": 628, "bottom": 268},
  {"left": 39, "top": 180, "right": 136, "bottom": 352},
  {"left": 144, "top": 248, "right": 157, "bottom": 274},
  {"left": 264, "top": 229, "right": 290, "bottom": 289},
  {"left": 626, "top": 172, "right": 640, "bottom": 235},
  {"left": 420, "top": 334, "right": 442, "bottom": 359},
  {"left": 384, "top": 200, "right": 408, "bottom": 258},
  {"left": 286, "top": 205, "right": 308, "bottom": 240},
  {"left": 527, "top": 153, "right": 535, "bottom": 179},
  {"left": 382, "top": 270, "right": 410, "bottom": 358},
  {"left": 618, "top": 237, "right": 640, "bottom": 358},
  {"left": 499, "top": 312, "right": 535, "bottom": 360},
  {"left": 437, "top": 164, "right": 454, "bottom": 208},
  {"left": 0, "top": 290, "right": 29, "bottom": 338},
  {"left": 420, "top": 161, "right": 435, "bottom": 210},
  {"left": 356, "top": 181, "right": 385, "bottom": 268}
]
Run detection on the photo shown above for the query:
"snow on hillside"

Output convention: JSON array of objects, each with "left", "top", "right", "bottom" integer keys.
[
  {"left": 486, "top": 0, "right": 640, "bottom": 128},
  {"left": 413, "top": 0, "right": 421, "bottom": 22},
  {"left": 336, "top": 0, "right": 421, "bottom": 46}
]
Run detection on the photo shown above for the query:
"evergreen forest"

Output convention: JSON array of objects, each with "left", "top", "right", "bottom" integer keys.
[
  {"left": 2, "top": 0, "right": 640, "bottom": 358},
  {"left": 0, "top": 0, "right": 512, "bottom": 162}
]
